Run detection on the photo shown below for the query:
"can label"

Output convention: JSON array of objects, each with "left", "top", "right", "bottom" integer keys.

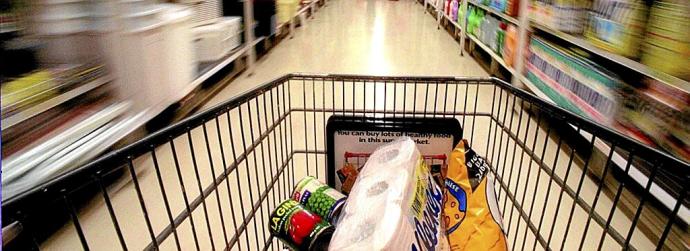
[
  {"left": 269, "top": 200, "right": 333, "bottom": 250},
  {"left": 292, "top": 176, "right": 346, "bottom": 223}
]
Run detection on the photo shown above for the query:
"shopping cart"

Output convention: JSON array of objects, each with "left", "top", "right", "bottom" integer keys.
[{"left": 2, "top": 74, "right": 688, "bottom": 251}]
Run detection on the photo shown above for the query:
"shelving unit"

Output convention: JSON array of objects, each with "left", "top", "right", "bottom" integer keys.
[
  {"left": 0, "top": 0, "right": 329, "bottom": 208},
  {"left": 432, "top": 0, "right": 518, "bottom": 77},
  {"left": 416, "top": 0, "right": 689, "bottom": 241},
  {"left": 467, "top": 1, "right": 518, "bottom": 25},
  {"left": 2, "top": 75, "right": 112, "bottom": 130},
  {"left": 519, "top": 75, "right": 551, "bottom": 102},
  {"left": 180, "top": 39, "right": 261, "bottom": 101},
  {"left": 441, "top": 12, "right": 462, "bottom": 30},
  {"left": 276, "top": 0, "right": 326, "bottom": 39},
  {"left": 530, "top": 22, "right": 690, "bottom": 93},
  {"left": 520, "top": 75, "right": 690, "bottom": 227},
  {"left": 128, "top": 0, "right": 332, "bottom": 131},
  {"left": 467, "top": 34, "right": 515, "bottom": 75}
]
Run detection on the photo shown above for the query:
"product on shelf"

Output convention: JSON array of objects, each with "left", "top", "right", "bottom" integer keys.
[
  {"left": 445, "top": 0, "right": 452, "bottom": 16},
  {"left": 466, "top": 6, "right": 483, "bottom": 36},
  {"left": 1, "top": 71, "right": 57, "bottom": 116},
  {"left": 618, "top": 79, "right": 690, "bottom": 162},
  {"left": 1, "top": 62, "right": 106, "bottom": 117},
  {"left": 505, "top": 0, "right": 518, "bottom": 17},
  {"left": 640, "top": 0, "right": 690, "bottom": 81},
  {"left": 489, "top": 0, "right": 506, "bottom": 13},
  {"left": 584, "top": 0, "right": 647, "bottom": 58},
  {"left": 476, "top": 10, "right": 506, "bottom": 55},
  {"left": 2, "top": 102, "right": 130, "bottom": 200},
  {"left": 495, "top": 22, "right": 506, "bottom": 56},
  {"left": 444, "top": 140, "right": 507, "bottom": 251},
  {"left": 526, "top": 36, "right": 621, "bottom": 126},
  {"left": 502, "top": 24, "right": 517, "bottom": 66},
  {"left": 530, "top": 0, "right": 588, "bottom": 34},
  {"left": 269, "top": 199, "right": 334, "bottom": 251},
  {"left": 193, "top": 23, "right": 232, "bottom": 62},
  {"left": 456, "top": 1, "right": 466, "bottom": 22},
  {"left": 329, "top": 137, "right": 449, "bottom": 250},
  {"left": 292, "top": 176, "right": 346, "bottom": 224},
  {"left": 451, "top": 0, "right": 459, "bottom": 22}
]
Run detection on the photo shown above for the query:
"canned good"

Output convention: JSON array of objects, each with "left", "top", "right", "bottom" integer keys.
[
  {"left": 269, "top": 200, "right": 334, "bottom": 251},
  {"left": 292, "top": 176, "right": 346, "bottom": 224}
]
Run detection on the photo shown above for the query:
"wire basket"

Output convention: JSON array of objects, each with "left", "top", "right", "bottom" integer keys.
[{"left": 2, "top": 74, "right": 688, "bottom": 251}]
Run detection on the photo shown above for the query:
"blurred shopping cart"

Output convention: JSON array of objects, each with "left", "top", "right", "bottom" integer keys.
[{"left": 2, "top": 74, "right": 688, "bottom": 250}]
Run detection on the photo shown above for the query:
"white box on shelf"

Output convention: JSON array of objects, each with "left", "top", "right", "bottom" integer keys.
[
  {"left": 222, "top": 32, "right": 241, "bottom": 54},
  {"left": 159, "top": 3, "right": 195, "bottom": 101},
  {"left": 217, "top": 16, "right": 242, "bottom": 37},
  {"left": 122, "top": 6, "right": 165, "bottom": 31},
  {"left": 192, "top": 23, "right": 227, "bottom": 62}
]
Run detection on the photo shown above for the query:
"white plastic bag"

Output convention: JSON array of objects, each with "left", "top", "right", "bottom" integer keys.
[{"left": 329, "top": 137, "right": 449, "bottom": 251}]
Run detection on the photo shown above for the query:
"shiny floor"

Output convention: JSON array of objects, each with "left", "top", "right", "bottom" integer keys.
[
  {"left": 203, "top": 0, "right": 488, "bottom": 110},
  {"left": 40, "top": 0, "right": 663, "bottom": 250}
]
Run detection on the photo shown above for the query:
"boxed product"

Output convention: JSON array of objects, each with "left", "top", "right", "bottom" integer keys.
[
  {"left": 329, "top": 137, "right": 449, "bottom": 251},
  {"left": 444, "top": 140, "right": 507, "bottom": 251},
  {"left": 192, "top": 23, "right": 227, "bottom": 62}
]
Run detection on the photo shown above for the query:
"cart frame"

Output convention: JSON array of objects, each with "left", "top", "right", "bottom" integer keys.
[{"left": 2, "top": 73, "right": 688, "bottom": 251}]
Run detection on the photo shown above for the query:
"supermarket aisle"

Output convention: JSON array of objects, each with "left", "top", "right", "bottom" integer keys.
[
  {"left": 36, "top": 0, "right": 668, "bottom": 250},
  {"left": 27, "top": 0, "right": 687, "bottom": 249},
  {"left": 39, "top": 2, "right": 490, "bottom": 250},
  {"left": 204, "top": 0, "right": 488, "bottom": 109}
]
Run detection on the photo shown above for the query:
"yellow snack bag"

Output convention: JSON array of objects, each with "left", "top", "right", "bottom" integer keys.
[{"left": 443, "top": 140, "right": 508, "bottom": 251}]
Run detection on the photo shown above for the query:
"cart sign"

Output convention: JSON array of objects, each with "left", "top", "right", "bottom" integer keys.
[{"left": 326, "top": 116, "right": 462, "bottom": 193}]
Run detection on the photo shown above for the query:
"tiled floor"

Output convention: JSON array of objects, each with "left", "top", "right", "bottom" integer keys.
[{"left": 38, "top": 0, "right": 675, "bottom": 250}]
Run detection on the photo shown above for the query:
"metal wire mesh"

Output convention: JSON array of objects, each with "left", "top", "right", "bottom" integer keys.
[{"left": 2, "top": 74, "right": 688, "bottom": 251}]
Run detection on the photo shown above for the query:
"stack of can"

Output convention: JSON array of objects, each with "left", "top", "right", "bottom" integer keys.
[{"left": 269, "top": 176, "right": 347, "bottom": 251}]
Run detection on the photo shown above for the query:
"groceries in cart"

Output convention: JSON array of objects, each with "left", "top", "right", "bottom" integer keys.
[
  {"left": 339, "top": 152, "right": 448, "bottom": 194},
  {"left": 329, "top": 137, "right": 449, "bottom": 250},
  {"left": 270, "top": 137, "right": 508, "bottom": 250},
  {"left": 292, "top": 176, "right": 347, "bottom": 224},
  {"left": 269, "top": 200, "right": 335, "bottom": 251},
  {"left": 444, "top": 140, "right": 508, "bottom": 251}
]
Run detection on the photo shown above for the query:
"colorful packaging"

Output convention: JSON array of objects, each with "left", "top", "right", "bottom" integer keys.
[
  {"left": 505, "top": 0, "right": 519, "bottom": 17},
  {"left": 336, "top": 162, "right": 359, "bottom": 194},
  {"left": 329, "top": 137, "right": 449, "bottom": 251},
  {"left": 450, "top": 0, "right": 458, "bottom": 22},
  {"left": 269, "top": 200, "right": 334, "bottom": 251},
  {"left": 640, "top": 0, "right": 690, "bottom": 81},
  {"left": 443, "top": 140, "right": 507, "bottom": 251},
  {"left": 503, "top": 24, "right": 517, "bottom": 66},
  {"left": 585, "top": 0, "right": 647, "bottom": 58},
  {"left": 292, "top": 176, "right": 347, "bottom": 224}
]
